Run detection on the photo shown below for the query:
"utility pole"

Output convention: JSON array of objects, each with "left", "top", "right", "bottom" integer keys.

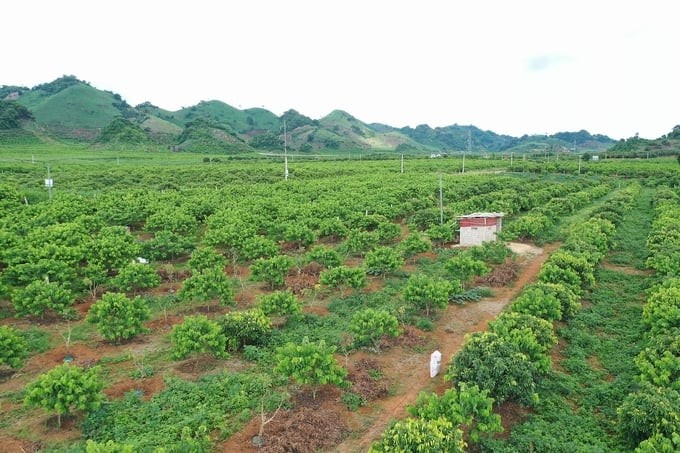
[
  {"left": 283, "top": 119, "right": 289, "bottom": 181},
  {"left": 463, "top": 128, "right": 471, "bottom": 174},
  {"left": 510, "top": 152, "right": 514, "bottom": 170},
  {"left": 578, "top": 155, "right": 582, "bottom": 175},
  {"left": 400, "top": 153, "right": 404, "bottom": 174}
]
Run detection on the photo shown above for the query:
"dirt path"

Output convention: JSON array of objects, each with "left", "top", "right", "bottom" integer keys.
[{"left": 335, "top": 242, "right": 559, "bottom": 452}]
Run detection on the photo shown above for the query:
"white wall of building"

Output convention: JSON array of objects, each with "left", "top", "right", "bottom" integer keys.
[{"left": 460, "top": 225, "right": 499, "bottom": 246}]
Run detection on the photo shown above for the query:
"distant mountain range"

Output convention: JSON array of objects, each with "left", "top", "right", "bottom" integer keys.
[{"left": 0, "top": 75, "right": 624, "bottom": 154}]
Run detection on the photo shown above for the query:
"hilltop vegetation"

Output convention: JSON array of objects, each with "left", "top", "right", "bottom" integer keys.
[
  {"left": 96, "top": 117, "right": 148, "bottom": 146},
  {"left": 0, "top": 74, "right": 665, "bottom": 156},
  {"left": 0, "top": 100, "right": 33, "bottom": 129},
  {"left": 607, "top": 126, "right": 680, "bottom": 158}
]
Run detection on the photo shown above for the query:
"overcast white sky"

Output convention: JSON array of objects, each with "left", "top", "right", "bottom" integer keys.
[{"left": 3, "top": 0, "right": 679, "bottom": 139}]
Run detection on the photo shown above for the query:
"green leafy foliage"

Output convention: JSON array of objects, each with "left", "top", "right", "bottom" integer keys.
[
  {"left": 398, "top": 233, "right": 432, "bottom": 260},
  {"left": 369, "top": 417, "right": 466, "bottom": 453},
  {"left": 536, "top": 261, "right": 583, "bottom": 295},
  {"left": 403, "top": 273, "right": 454, "bottom": 316},
  {"left": 564, "top": 217, "right": 615, "bottom": 257},
  {"left": 502, "top": 213, "right": 552, "bottom": 240},
  {"left": 465, "top": 241, "right": 512, "bottom": 265},
  {"left": 635, "top": 333, "right": 680, "bottom": 391},
  {"left": 87, "top": 292, "right": 150, "bottom": 343},
  {"left": 110, "top": 262, "right": 161, "bottom": 294},
  {"left": 250, "top": 255, "right": 293, "bottom": 289},
  {"left": 179, "top": 267, "right": 234, "bottom": 306},
  {"left": 12, "top": 279, "right": 74, "bottom": 318},
  {"left": 96, "top": 116, "right": 148, "bottom": 144},
  {"left": 426, "top": 224, "right": 454, "bottom": 247},
  {"left": 641, "top": 286, "right": 680, "bottom": 337},
  {"left": 319, "top": 265, "right": 367, "bottom": 293},
  {"left": 511, "top": 285, "right": 563, "bottom": 321},
  {"left": 82, "top": 372, "right": 280, "bottom": 451},
  {"left": 408, "top": 383, "right": 502, "bottom": 443},
  {"left": 446, "top": 331, "right": 542, "bottom": 406},
  {"left": 170, "top": 315, "right": 228, "bottom": 360},
  {"left": 249, "top": 131, "right": 282, "bottom": 149},
  {"left": 280, "top": 222, "right": 316, "bottom": 248},
  {"left": 141, "top": 230, "right": 194, "bottom": 261},
  {"left": 187, "top": 247, "right": 226, "bottom": 272},
  {"left": 0, "top": 100, "right": 33, "bottom": 129},
  {"left": 617, "top": 384, "right": 680, "bottom": 447},
  {"left": 0, "top": 325, "right": 28, "bottom": 369},
  {"left": 146, "top": 208, "right": 197, "bottom": 235},
  {"left": 530, "top": 281, "right": 581, "bottom": 319},
  {"left": 220, "top": 309, "right": 272, "bottom": 351},
  {"left": 85, "top": 439, "right": 134, "bottom": 453},
  {"left": 88, "top": 226, "right": 140, "bottom": 272},
  {"left": 364, "top": 246, "right": 404, "bottom": 276},
  {"left": 258, "top": 289, "right": 302, "bottom": 316},
  {"left": 24, "top": 363, "right": 104, "bottom": 427},
  {"left": 445, "top": 255, "right": 489, "bottom": 286},
  {"left": 489, "top": 311, "right": 557, "bottom": 352},
  {"left": 317, "top": 218, "right": 349, "bottom": 240},
  {"left": 305, "top": 245, "right": 342, "bottom": 268},
  {"left": 237, "top": 235, "right": 279, "bottom": 261},
  {"left": 349, "top": 308, "right": 400, "bottom": 350},
  {"left": 635, "top": 432, "right": 680, "bottom": 453},
  {"left": 274, "top": 336, "right": 347, "bottom": 398},
  {"left": 545, "top": 250, "right": 596, "bottom": 287},
  {"left": 342, "top": 229, "right": 379, "bottom": 256},
  {"left": 375, "top": 221, "right": 401, "bottom": 243}
]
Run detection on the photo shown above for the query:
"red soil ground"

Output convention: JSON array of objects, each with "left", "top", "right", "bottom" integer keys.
[{"left": 221, "top": 242, "right": 557, "bottom": 452}]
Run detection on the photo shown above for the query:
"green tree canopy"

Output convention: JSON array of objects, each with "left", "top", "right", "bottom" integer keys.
[
  {"left": 24, "top": 364, "right": 105, "bottom": 428},
  {"left": 87, "top": 292, "right": 150, "bottom": 343},
  {"left": 274, "top": 336, "right": 347, "bottom": 399},
  {"left": 0, "top": 325, "right": 28, "bottom": 369}
]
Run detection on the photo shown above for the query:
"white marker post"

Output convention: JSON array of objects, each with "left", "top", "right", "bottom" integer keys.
[{"left": 429, "top": 350, "right": 442, "bottom": 378}]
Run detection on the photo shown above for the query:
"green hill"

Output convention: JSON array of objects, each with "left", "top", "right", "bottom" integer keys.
[
  {"left": 174, "top": 117, "right": 252, "bottom": 153},
  {"left": 17, "top": 79, "right": 126, "bottom": 139},
  {"left": 397, "top": 123, "right": 517, "bottom": 152},
  {"left": 606, "top": 126, "right": 680, "bottom": 157},
  {"left": 1, "top": 75, "right": 628, "bottom": 155},
  {"left": 278, "top": 110, "right": 424, "bottom": 152},
  {"left": 173, "top": 100, "right": 279, "bottom": 134}
]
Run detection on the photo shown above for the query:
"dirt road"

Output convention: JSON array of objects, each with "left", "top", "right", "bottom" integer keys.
[{"left": 336, "top": 242, "right": 557, "bottom": 452}]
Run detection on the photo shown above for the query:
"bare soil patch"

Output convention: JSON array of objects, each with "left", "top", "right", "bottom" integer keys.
[
  {"left": 347, "top": 358, "right": 389, "bottom": 402},
  {"left": 0, "top": 436, "right": 42, "bottom": 453},
  {"left": 145, "top": 314, "right": 183, "bottom": 332},
  {"left": 174, "top": 356, "right": 220, "bottom": 376},
  {"left": 495, "top": 401, "right": 533, "bottom": 439},
  {"left": 474, "top": 260, "right": 520, "bottom": 287},
  {"left": 508, "top": 242, "right": 543, "bottom": 257},
  {"left": 104, "top": 374, "right": 164, "bottom": 400},
  {"left": 600, "top": 262, "right": 652, "bottom": 276}
]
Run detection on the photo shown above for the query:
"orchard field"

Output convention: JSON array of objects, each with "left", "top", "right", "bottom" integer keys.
[{"left": 0, "top": 148, "right": 678, "bottom": 452}]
